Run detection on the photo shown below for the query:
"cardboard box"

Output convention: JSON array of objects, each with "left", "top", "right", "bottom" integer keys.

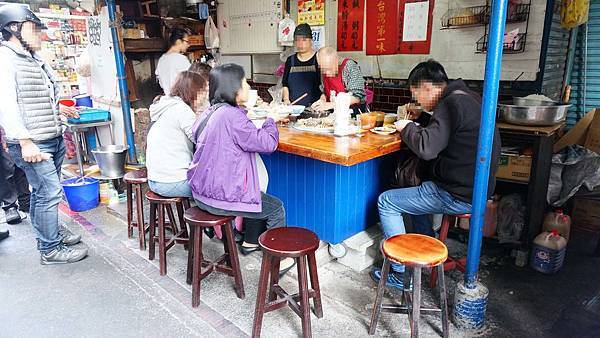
[
  {"left": 496, "top": 154, "right": 532, "bottom": 182},
  {"left": 572, "top": 198, "right": 600, "bottom": 233},
  {"left": 554, "top": 109, "right": 598, "bottom": 153},
  {"left": 585, "top": 109, "right": 600, "bottom": 154}
]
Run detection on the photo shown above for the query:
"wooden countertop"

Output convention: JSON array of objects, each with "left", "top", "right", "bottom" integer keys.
[
  {"left": 276, "top": 126, "right": 402, "bottom": 166},
  {"left": 497, "top": 122, "right": 565, "bottom": 136}
]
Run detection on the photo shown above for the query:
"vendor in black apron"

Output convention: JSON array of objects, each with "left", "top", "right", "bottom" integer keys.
[
  {"left": 311, "top": 46, "right": 367, "bottom": 116},
  {"left": 282, "top": 23, "right": 321, "bottom": 107}
]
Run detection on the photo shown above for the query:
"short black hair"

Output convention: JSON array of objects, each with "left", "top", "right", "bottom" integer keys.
[
  {"left": 169, "top": 27, "right": 191, "bottom": 47},
  {"left": 294, "top": 23, "right": 312, "bottom": 40},
  {"left": 209, "top": 63, "right": 245, "bottom": 106},
  {"left": 408, "top": 60, "right": 449, "bottom": 87}
]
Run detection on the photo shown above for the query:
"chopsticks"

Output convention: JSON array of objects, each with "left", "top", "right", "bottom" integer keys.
[{"left": 290, "top": 93, "right": 308, "bottom": 106}]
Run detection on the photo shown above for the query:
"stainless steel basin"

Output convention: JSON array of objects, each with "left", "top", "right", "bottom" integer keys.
[
  {"left": 92, "top": 145, "right": 128, "bottom": 178},
  {"left": 513, "top": 97, "right": 557, "bottom": 106},
  {"left": 498, "top": 104, "right": 570, "bottom": 126}
]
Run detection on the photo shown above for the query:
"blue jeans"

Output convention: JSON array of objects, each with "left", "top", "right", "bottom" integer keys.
[
  {"left": 8, "top": 137, "right": 66, "bottom": 253},
  {"left": 148, "top": 180, "right": 193, "bottom": 198},
  {"left": 378, "top": 181, "right": 472, "bottom": 273}
]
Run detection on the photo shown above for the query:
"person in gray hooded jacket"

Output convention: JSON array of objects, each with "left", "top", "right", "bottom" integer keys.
[
  {"left": 146, "top": 70, "right": 209, "bottom": 198},
  {"left": 0, "top": 5, "right": 87, "bottom": 265}
]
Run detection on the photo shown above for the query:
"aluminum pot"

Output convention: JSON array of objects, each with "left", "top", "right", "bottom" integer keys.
[
  {"left": 498, "top": 104, "right": 570, "bottom": 126},
  {"left": 92, "top": 145, "right": 129, "bottom": 178},
  {"left": 513, "top": 97, "right": 557, "bottom": 106}
]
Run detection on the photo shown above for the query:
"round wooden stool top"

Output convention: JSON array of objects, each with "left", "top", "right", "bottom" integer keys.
[
  {"left": 183, "top": 206, "right": 235, "bottom": 228},
  {"left": 259, "top": 227, "right": 319, "bottom": 258},
  {"left": 145, "top": 191, "right": 187, "bottom": 204},
  {"left": 454, "top": 214, "right": 471, "bottom": 219},
  {"left": 124, "top": 169, "right": 148, "bottom": 184},
  {"left": 382, "top": 234, "right": 448, "bottom": 268}
]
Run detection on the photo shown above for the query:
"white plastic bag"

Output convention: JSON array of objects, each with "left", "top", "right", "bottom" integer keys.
[
  {"left": 205, "top": 16, "right": 220, "bottom": 49},
  {"left": 278, "top": 14, "right": 295, "bottom": 46}
]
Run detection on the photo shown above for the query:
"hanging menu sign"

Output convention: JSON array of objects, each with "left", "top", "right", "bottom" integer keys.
[
  {"left": 366, "top": 0, "right": 399, "bottom": 55},
  {"left": 298, "top": 0, "right": 326, "bottom": 26},
  {"left": 398, "top": 0, "right": 434, "bottom": 54},
  {"left": 337, "top": 0, "right": 365, "bottom": 51}
]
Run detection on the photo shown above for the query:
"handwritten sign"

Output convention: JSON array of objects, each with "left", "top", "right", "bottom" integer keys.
[
  {"left": 398, "top": 0, "right": 434, "bottom": 54},
  {"left": 366, "top": 0, "right": 399, "bottom": 55},
  {"left": 337, "top": 0, "right": 365, "bottom": 51}
]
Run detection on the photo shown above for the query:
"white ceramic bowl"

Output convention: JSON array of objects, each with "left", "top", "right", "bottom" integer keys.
[{"left": 290, "top": 105, "right": 306, "bottom": 115}]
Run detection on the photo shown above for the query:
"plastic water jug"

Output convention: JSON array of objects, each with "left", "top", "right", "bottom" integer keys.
[
  {"left": 530, "top": 230, "right": 567, "bottom": 274},
  {"left": 542, "top": 209, "right": 571, "bottom": 242}
]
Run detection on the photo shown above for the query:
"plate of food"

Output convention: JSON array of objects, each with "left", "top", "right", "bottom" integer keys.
[
  {"left": 293, "top": 115, "right": 335, "bottom": 134},
  {"left": 370, "top": 125, "right": 397, "bottom": 135}
]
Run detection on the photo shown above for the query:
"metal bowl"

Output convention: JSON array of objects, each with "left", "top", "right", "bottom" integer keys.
[
  {"left": 513, "top": 97, "right": 557, "bottom": 106},
  {"left": 498, "top": 104, "right": 570, "bottom": 126},
  {"left": 92, "top": 145, "right": 129, "bottom": 178}
]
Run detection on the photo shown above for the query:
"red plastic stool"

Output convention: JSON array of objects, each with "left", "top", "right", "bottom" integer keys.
[{"left": 429, "top": 214, "right": 470, "bottom": 289}]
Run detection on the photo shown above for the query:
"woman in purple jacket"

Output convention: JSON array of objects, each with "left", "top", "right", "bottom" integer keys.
[{"left": 187, "top": 64, "right": 295, "bottom": 273}]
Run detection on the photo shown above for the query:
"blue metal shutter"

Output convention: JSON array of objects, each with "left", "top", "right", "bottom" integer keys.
[
  {"left": 542, "top": 1, "right": 570, "bottom": 101},
  {"left": 569, "top": 2, "right": 600, "bottom": 128}
]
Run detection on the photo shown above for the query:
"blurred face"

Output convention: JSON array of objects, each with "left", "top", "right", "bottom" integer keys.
[
  {"left": 294, "top": 36, "right": 313, "bottom": 54},
  {"left": 318, "top": 55, "right": 338, "bottom": 78},
  {"left": 195, "top": 83, "right": 209, "bottom": 112},
  {"left": 236, "top": 77, "right": 250, "bottom": 105},
  {"left": 410, "top": 82, "right": 445, "bottom": 111},
  {"left": 177, "top": 34, "right": 190, "bottom": 53},
  {"left": 19, "top": 21, "right": 43, "bottom": 51}
]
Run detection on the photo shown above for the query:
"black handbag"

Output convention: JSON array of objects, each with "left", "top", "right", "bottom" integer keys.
[{"left": 390, "top": 148, "right": 427, "bottom": 189}]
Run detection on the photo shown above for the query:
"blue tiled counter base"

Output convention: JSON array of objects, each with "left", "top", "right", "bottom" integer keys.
[{"left": 263, "top": 151, "right": 394, "bottom": 244}]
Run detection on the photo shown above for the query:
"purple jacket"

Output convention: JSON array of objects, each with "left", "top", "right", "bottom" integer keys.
[{"left": 187, "top": 104, "right": 279, "bottom": 213}]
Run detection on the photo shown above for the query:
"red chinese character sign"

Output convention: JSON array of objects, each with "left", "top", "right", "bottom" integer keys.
[
  {"left": 366, "top": 0, "right": 399, "bottom": 55},
  {"left": 337, "top": 0, "right": 365, "bottom": 51},
  {"left": 398, "top": 0, "right": 434, "bottom": 54}
]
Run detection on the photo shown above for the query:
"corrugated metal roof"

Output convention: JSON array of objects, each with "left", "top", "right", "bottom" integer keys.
[{"left": 569, "top": 2, "right": 600, "bottom": 128}]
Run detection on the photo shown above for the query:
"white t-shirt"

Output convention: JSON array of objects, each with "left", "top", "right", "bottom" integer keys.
[{"left": 155, "top": 52, "right": 191, "bottom": 95}]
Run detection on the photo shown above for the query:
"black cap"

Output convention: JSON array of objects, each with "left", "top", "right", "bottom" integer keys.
[
  {"left": 294, "top": 23, "right": 312, "bottom": 40},
  {"left": 0, "top": 4, "right": 46, "bottom": 33}
]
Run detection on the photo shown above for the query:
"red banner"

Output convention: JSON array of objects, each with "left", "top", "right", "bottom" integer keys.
[
  {"left": 337, "top": 0, "right": 365, "bottom": 51},
  {"left": 366, "top": 0, "right": 399, "bottom": 55},
  {"left": 397, "top": 0, "right": 434, "bottom": 54}
]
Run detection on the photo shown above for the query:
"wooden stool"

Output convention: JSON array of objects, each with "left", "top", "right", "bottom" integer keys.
[
  {"left": 183, "top": 207, "right": 245, "bottom": 308},
  {"left": 146, "top": 191, "right": 190, "bottom": 276},
  {"left": 123, "top": 169, "right": 148, "bottom": 250},
  {"left": 252, "top": 227, "right": 323, "bottom": 338},
  {"left": 369, "top": 234, "right": 449, "bottom": 338},
  {"left": 429, "top": 214, "right": 470, "bottom": 289}
]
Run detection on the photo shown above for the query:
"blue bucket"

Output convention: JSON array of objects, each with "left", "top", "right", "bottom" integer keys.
[{"left": 61, "top": 177, "right": 100, "bottom": 212}]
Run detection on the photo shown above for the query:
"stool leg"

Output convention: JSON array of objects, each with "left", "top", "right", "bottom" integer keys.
[
  {"left": 411, "top": 267, "right": 422, "bottom": 338},
  {"left": 369, "top": 258, "right": 390, "bottom": 335},
  {"left": 437, "top": 264, "right": 449, "bottom": 338},
  {"left": 158, "top": 204, "right": 167, "bottom": 276},
  {"left": 268, "top": 257, "right": 280, "bottom": 302},
  {"left": 297, "top": 255, "right": 312, "bottom": 338},
  {"left": 135, "top": 185, "right": 146, "bottom": 250},
  {"left": 186, "top": 224, "right": 194, "bottom": 285},
  {"left": 223, "top": 221, "right": 245, "bottom": 299},
  {"left": 148, "top": 203, "right": 156, "bottom": 260},
  {"left": 307, "top": 252, "right": 323, "bottom": 318},
  {"left": 166, "top": 204, "right": 178, "bottom": 235},
  {"left": 430, "top": 215, "right": 452, "bottom": 289},
  {"left": 126, "top": 183, "right": 133, "bottom": 238},
  {"left": 252, "top": 254, "right": 272, "bottom": 338},
  {"left": 176, "top": 202, "right": 189, "bottom": 241},
  {"left": 191, "top": 225, "right": 203, "bottom": 307}
]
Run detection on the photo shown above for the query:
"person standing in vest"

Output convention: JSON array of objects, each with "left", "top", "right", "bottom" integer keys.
[
  {"left": 281, "top": 23, "right": 321, "bottom": 107},
  {"left": 0, "top": 5, "right": 87, "bottom": 264},
  {"left": 311, "top": 46, "right": 366, "bottom": 115}
]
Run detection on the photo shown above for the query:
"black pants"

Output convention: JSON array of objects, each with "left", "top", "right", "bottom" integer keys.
[
  {"left": 0, "top": 147, "right": 9, "bottom": 204},
  {"left": 1, "top": 148, "right": 30, "bottom": 211}
]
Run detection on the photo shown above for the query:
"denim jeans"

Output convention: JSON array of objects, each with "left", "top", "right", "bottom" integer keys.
[
  {"left": 148, "top": 180, "right": 193, "bottom": 198},
  {"left": 8, "top": 137, "right": 66, "bottom": 253},
  {"left": 378, "top": 181, "right": 472, "bottom": 273}
]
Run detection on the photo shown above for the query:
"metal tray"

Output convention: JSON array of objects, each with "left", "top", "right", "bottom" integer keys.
[{"left": 498, "top": 104, "right": 570, "bottom": 126}]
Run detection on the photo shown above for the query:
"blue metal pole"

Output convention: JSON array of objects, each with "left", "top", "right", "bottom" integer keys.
[
  {"left": 464, "top": 0, "right": 508, "bottom": 288},
  {"left": 106, "top": 0, "right": 137, "bottom": 162}
]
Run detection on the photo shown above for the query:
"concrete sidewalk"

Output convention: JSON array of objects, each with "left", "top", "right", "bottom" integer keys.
[{"left": 1, "top": 202, "right": 599, "bottom": 337}]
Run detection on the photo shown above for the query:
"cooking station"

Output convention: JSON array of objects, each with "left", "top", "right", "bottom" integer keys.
[{"left": 262, "top": 126, "right": 402, "bottom": 244}]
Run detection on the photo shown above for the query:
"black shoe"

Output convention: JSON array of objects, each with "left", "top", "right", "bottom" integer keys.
[
  {"left": 5, "top": 208, "right": 25, "bottom": 225},
  {"left": 0, "top": 230, "right": 9, "bottom": 242},
  {"left": 239, "top": 244, "right": 261, "bottom": 256},
  {"left": 203, "top": 227, "right": 215, "bottom": 239}
]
